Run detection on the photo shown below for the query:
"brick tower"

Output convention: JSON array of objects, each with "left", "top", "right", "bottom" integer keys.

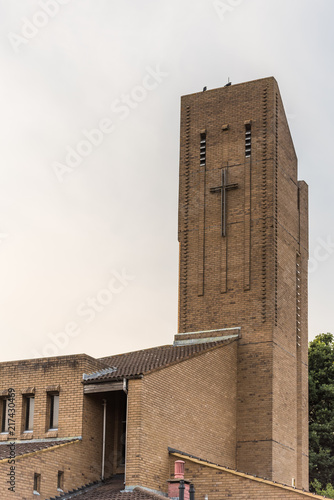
[{"left": 174, "top": 78, "right": 308, "bottom": 489}]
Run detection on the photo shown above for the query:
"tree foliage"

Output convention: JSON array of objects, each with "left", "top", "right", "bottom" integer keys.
[
  {"left": 309, "top": 333, "right": 334, "bottom": 495},
  {"left": 311, "top": 479, "right": 334, "bottom": 498}
]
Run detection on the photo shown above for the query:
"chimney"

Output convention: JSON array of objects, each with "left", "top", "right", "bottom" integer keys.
[
  {"left": 175, "top": 460, "right": 185, "bottom": 479},
  {"left": 167, "top": 461, "right": 191, "bottom": 500}
]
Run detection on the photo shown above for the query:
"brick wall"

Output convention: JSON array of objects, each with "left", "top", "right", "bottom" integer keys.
[
  {"left": 126, "top": 341, "right": 237, "bottom": 493},
  {"left": 177, "top": 77, "right": 309, "bottom": 488},
  {"left": 0, "top": 439, "right": 102, "bottom": 499},
  {"left": 0, "top": 354, "right": 103, "bottom": 442},
  {"left": 170, "top": 454, "right": 322, "bottom": 500},
  {"left": 0, "top": 354, "right": 106, "bottom": 498}
]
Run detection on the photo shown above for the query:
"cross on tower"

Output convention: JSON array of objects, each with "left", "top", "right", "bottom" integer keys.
[{"left": 210, "top": 168, "right": 238, "bottom": 237}]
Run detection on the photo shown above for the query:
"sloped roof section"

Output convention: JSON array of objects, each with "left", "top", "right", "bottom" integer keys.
[
  {"left": 47, "top": 476, "right": 167, "bottom": 499},
  {"left": 84, "top": 339, "right": 234, "bottom": 384},
  {"left": 83, "top": 366, "right": 118, "bottom": 381},
  {"left": 0, "top": 439, "right": 78, "bottom": 461},
  {"left": 169, "top": 449, "right": 325, "bottom": 500}
]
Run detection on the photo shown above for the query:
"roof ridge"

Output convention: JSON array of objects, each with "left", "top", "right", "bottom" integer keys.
[
  {"left": 98, "top": 344, "right": 174, "bottom": 360},
  {"left": 102, "top": 339, "right": 232, "bottom": 361}
]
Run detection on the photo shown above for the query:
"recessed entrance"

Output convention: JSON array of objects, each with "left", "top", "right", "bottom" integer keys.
[
  {"left": 105, "top": 390, "right": 127, "bottom": 476},
  {"left": 84, "top": 387, "right": 127, "bottom": 478}
]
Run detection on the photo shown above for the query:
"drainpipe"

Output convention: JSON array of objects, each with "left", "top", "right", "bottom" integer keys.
[
  {"left": 101, "top": 399, "right": 107, "bottom": 481},
  {"left": 123, "top": 378, "right": 128, "bottom": 486}
]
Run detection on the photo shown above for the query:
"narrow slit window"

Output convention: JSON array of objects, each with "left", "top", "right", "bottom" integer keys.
[
  {"left": 245, "top": 124, "right": 251, "bottom": 157},
  {"left": 1, "top": 399, "right": 9, "bottom": 433},
  {"left": 25, "top": 396, "right": 35, "bottom": 432},
  {"left": 49, "top": 393, "right": 59, "bottom": 430},
  {"left": 200, "top": 133, "right": 206, "bottom": 166},
  {"left": 33, "top": 473, "right": 41, "bottom": 494},
  {"left": 57, "top": 470, "right": 64, "bottom": 491}
]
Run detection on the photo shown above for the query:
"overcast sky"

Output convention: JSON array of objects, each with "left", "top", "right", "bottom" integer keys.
[{"left": 0, "top": 0, "right": 333, "bottom": 362}]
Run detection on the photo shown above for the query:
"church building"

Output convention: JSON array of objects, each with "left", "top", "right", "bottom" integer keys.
[{"left": 0, "top": 77, "right": 317, "bottom": 500}]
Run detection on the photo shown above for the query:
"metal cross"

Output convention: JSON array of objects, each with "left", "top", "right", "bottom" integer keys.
[{"left": 210, "top": 168, "right": 238, "bottom": 237}]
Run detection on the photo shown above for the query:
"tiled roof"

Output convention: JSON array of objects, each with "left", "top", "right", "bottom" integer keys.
[
  {"left": 0, "top": 439, "right": 78, "bottom": 461},
  {"left": 85, "top": 339, "right": 233, "bottom": 383},
  {"left": 48, "top": 477, "right": 166, "bottom": 499},
  {"left": 83, "top": 367, "right": 118, "bottom": 381},
  {"left": 71, "top": 485, "right": 165, "bottom": 500}
]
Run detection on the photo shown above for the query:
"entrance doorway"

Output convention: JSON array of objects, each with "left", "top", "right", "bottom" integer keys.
[
  {"left": 104, "top": 390, "right": 127, "bottom": 476},
  {"left": 84, "top": 388, "right": 127, "bottom": 479}
]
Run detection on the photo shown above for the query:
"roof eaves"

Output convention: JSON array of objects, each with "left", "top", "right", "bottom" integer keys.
[
  {"left": 82, "top": 366, "right": 118, "bottom": 382},
  {"left": 82, "top": 374, "right": 144, "bottom": 385}
]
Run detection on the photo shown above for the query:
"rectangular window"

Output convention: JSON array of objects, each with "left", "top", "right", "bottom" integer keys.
[
  {"left": 1, "top": 399, "right": 9, "bottom": 433},
  {"left": 24, "top": 396, "right": 35, "bottom": 432},
  {"left": 33, "top": 473, "right": 41, "bottom": 494},
  {"left": 245, "top": 123, "right": 251, "bottom": 157},
  {"left": 200, "top": 133, "right": 206, "bottom": 166},
  {"left": 57, "top": 470, "right": 64, "bottom": 491},
  {"left": 49, "top": 393, "right": 59, "bottom": 430}
]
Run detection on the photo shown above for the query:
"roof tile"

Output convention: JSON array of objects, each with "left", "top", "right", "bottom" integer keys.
[
  {"left": 0, "top": 439, "right": 77, "bottom": 460},
  {"left": 47, "top": 477, "right": 166, "bottom": 499},
  {"left": 84, "top": 339, "right": 234, "bottom": 383}
]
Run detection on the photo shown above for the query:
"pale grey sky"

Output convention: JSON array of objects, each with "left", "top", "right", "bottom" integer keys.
[{"left": 0, "top": 0, "right": 333, "bottom": 362}]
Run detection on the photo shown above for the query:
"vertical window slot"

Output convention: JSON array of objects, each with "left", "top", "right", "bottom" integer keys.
[
  {"left": 33, "top": 473, "right": 41, "bottom": 494},
  {"left": 1, "top": 399, "right": 9, "bottom": 433},
  {"left": 245, "top": 124, "right": 251, "bottom": 157},
  {"left": 25, "top": 396, "right": 35, "bottom": 432},
  {"left": 200, "top": 133, "right": 206, "bottom": 166},
  {"left": 49, "top": 393, "right": 59, "bottom": 430},
  {"left": 57, "top": 471, "right": 64, "bottom": 491}
]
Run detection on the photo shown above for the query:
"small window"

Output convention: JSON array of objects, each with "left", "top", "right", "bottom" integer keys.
[
  {"left": 200, "top": 133, "right": 206, "bottom": 166},
  {"left": 1, "top": 399, "right": 9, "bottom": 433},
  {"left": 57, "top": 470, "right": 64, "bottom": 491},
  {"left": 24, "top": 396, "right": 35, "bottom": 432},
  {"left": 33, "top": 473, "right": 41, "bottom": 494},
  {"left": 245, "top": 123, "right": 251, "bottom": 157},
  {"left": 49, "top": 393, "right": 59, "bottom": 430}
]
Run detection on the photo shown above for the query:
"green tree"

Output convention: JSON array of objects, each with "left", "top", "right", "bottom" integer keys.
[
  {"left": 309, "top": 333, "right": 334, "bottom": 495},
  {"left": 311, "top": 479, "right": 334, "bottom": 498}
]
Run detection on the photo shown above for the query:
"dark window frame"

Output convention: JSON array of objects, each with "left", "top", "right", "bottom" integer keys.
[
  {"left": 49, "top": 393, "right": 59, "bottom": 430},
  {"left": 1, "top": 398, "right": 9, "bottom": 433},
  {"left": 33, "top": 472, "right": 41, "bottom": 493},
  {"left": 24, "top": 395, "right": 35, "bottom": 432},
  {"left": 57, "top": 470, "right": 64, "bottom": 491}
]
